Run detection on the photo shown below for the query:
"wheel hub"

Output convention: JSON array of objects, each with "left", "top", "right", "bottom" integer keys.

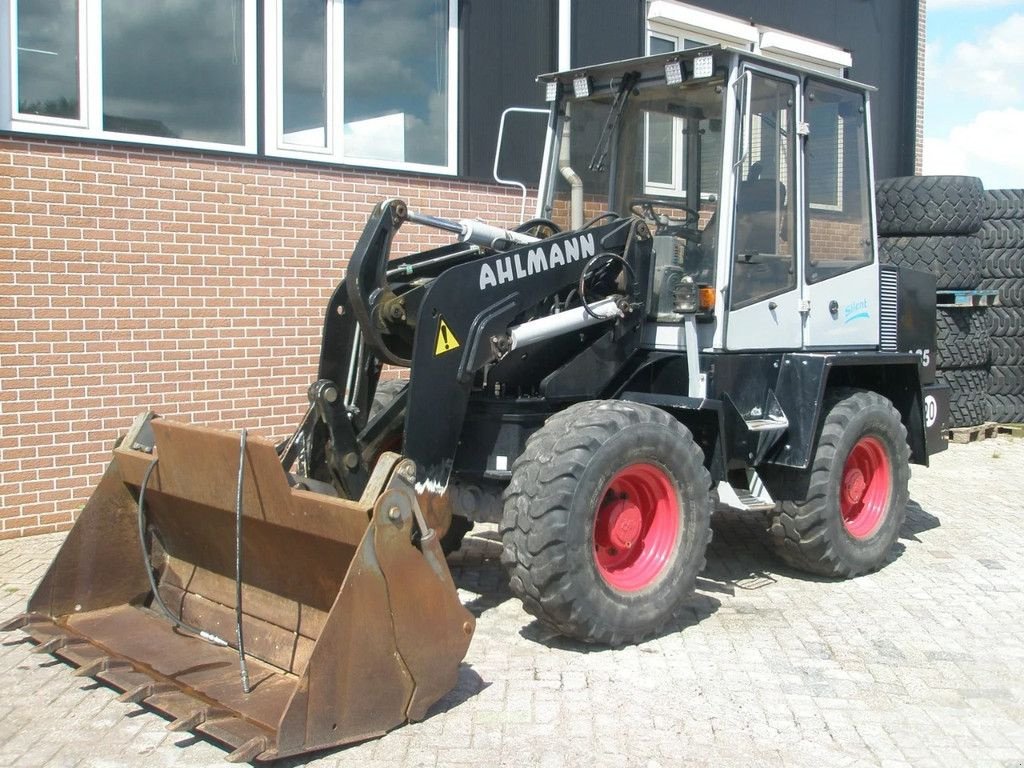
[
  {"left": 593, "top": 463, "right": 680, "bottom": 592},
  {"left": 606, "top": 498, "right": 643, "bottom": 549},
  {"left": 840, "top": 436, "right": 892, "bottom": 540},
  {"left": 843, "top": 468, "right": 867, "bottom": 505}
]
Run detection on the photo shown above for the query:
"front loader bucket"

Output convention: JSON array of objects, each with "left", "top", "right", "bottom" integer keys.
[{"left": 3, "top": 419, "right": 475, "bottom": 762}]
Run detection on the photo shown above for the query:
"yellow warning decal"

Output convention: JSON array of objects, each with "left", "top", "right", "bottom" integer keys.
[{"left": 434, "top": 316, "right": 461, "bottom": 356}]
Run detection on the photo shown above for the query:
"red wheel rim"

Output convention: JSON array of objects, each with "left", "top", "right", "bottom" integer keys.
[
  {"left": 840, "top": 436, "right": 891, "bottom": 539},
  {"left": 593, "top": 463, "right": 679, "bottom": 592}
]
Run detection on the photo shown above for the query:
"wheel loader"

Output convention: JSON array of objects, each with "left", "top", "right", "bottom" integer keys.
[{"left": 4, "top": 46, "right": 949, "bottom": 760}]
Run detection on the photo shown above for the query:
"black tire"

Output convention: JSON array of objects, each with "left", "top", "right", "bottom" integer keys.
[
  {"left": 935, "top": 307, "right": 989, "bottom": 368},
  {"left": 989, "top": 307, "right": 1024, "bottom": 337},
  {"left": 991, "top": 337, "right": 1024, "bottom": 366},
  {"left": 936, "top": 368, "right": 992, "bottom": 426},
  {"left": 500, "top": 400, "right": 712, "bottom": 646},
  {"left": 877, "top": 235, "right": 980, "bottom": 290},
  {"left": 983, "top": 189, "right": 1024, "bottom": 220},
  {"left": 989, "top": 394, "right": 1024, "bottom": 423},
  {"left": 981, "top": 247, "right": 1024, "bottom": 279},
  {"left": 875, "top": 175, "right": 984, "bottom": 236},
  {"left": 370, "top": 378, "right": 409, "bottom": 417},
  {"left": 979, "top": 220, "right": 1024, "bottom": 250},
  {"left": 979, "top": 277, "right": 1024, "bottom": 307},
  {"left": 765, "top": 389, "right": 910, "bottom": 578},
  {"left": 989, "top": 365, "right": 1024, "bottom": 396}
]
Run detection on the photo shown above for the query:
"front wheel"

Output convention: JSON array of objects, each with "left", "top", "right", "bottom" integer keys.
[
  {"left": 499, "top": 401, "right": 712, "bottom": 646},
  {"left": 766, "top": 389, "right": 910, "bottom": 577}
]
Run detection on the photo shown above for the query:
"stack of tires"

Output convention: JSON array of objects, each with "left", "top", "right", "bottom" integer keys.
[
  {"left": 981, "top": 189, "right": 1024, "bottom": 423},
  {"left": 876, "top": 175, "right": 989, "bottom": 427}
]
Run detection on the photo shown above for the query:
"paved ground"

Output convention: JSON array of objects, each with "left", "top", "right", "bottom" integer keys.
[{"left": 2, "top": 436, "right": 1023, "bottom": 768}]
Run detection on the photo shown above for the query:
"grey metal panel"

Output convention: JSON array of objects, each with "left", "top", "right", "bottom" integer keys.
[{"left": 459, "top": 0, "right": 557, "bottom": 183}]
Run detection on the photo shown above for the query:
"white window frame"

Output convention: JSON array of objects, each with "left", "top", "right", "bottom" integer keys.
[
  {"left": 8, "top": 0, "right": 89, "bottom": 129},
  {"left": 2, "top": 0, "right": 258, "bottom": 153},
  {"left": 264, "top": 0, "right": 459, "bottom": 176}
]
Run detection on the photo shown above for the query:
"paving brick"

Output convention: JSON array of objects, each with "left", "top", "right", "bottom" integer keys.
[{"left": 2, "top": 438, "right": 1024, "bottom": 766}]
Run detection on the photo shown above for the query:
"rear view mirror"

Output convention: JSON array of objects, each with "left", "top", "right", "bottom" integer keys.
[{"left": 493, "top": 107, "right": 550, "bottom": 224}]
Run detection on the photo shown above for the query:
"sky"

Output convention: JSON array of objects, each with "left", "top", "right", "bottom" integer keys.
[{"left": 923, "top": 0, "right": 1024, "bottom": 189}]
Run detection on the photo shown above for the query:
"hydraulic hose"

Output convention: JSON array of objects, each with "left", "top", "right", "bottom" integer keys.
[
  {"left": 234, "top": 429, "right": 252, "bottom": 694},
  {"left": 136, "top": 457, "right": 228, "bottom": 647}
]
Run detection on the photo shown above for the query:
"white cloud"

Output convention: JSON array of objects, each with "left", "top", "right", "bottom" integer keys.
[
  {"left": 924, "top": 108, "right": 1024, "bottom": 188},
  {"left": 927, "top": 13, "right": 1024, "bottom": 105}
]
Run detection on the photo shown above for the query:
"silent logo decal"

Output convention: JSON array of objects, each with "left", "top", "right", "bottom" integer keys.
[
  {"left": 478, "top": 233, "right": 596, "bottom": 290},
  {"left": 843, "top": 299, "right": 870, "bottom": 324}
]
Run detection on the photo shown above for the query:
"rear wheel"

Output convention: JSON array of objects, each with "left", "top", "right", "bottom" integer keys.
[
  {"left": 500, "top": 400, "right": 712, "bottom": 645},
  {"left": 766, "top": 389, "right": 910, "bottom": 578}
]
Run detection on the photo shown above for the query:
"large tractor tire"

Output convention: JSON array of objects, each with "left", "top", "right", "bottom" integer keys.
[
  {"left": 981, "top": 247, "right": 1024, "bottom": 279},
  {"left": 936, "top": 368, "right": 992, "bottom": 426},
  {"left": 989, "top": 365, "right": 1024, "bottom": 396},
  {"left": 935, "top": 307, "right": 989, "bottom": 368},
  {"left": 766, "top": 389, "right": 910, "bottom": 578},
  {"left": 989, "top": 394, "right": 1024, "bottom": 423},
  {"left": 877, "top": 235, "right": 980, "bottom": 290},
  {"left": 979, "top": 220, "right": 1024, "bottom": 250},
  {"left": 989, "top": 307, "right": 1024, "bottom": 337},
  {"left": 500, "top": 400, "right": 712, "bottom": 646},
  {"left": 983, "top": 188, "right": 1024, "bottom": 220},
  {"left": 875, "top": 175, "right": 984, "bottom": 237}
]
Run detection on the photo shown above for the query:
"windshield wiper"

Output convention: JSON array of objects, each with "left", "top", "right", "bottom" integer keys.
[{"left": 588, "top": 71, "right": 640, "bottom": 172}]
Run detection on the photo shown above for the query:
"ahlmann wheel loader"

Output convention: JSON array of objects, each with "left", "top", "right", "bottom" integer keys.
[{"left": 4, "top": 46, "right": 949, "bottom": 760}]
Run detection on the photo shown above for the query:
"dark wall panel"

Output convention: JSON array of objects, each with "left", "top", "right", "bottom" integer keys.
[
  {"left": 459, "top": 0, "right": 556, "bottom": 183},
  {"left": 571, "top": 0, "right": 644, "bottom": 67},
  {"left": 679, "top": 0, "right": 919, "bottom": 178}
]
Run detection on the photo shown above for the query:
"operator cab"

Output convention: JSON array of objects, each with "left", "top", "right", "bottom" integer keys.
[{"left": 537, "top": 46, "right": 878, "bottom": 353}]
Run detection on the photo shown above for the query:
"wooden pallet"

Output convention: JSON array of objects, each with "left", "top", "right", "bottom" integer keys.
[
  {"left": 945, "top": 422, "right": 998, "bottom": 444},
  {"left": 997, "top": 423, "right": 1024, "bottom": 438}
]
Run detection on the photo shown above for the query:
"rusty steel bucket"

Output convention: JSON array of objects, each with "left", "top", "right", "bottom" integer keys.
[{"left": 2, "top": 418, "right": 475, "bottom": 762}]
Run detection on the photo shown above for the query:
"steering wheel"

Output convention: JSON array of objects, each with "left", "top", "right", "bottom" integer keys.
[
  {"left": 515, "top": 217, "right": 562, "bottom": 239},
  {"left": 630, "top": 196, "right": 700, "bottom": 236}
]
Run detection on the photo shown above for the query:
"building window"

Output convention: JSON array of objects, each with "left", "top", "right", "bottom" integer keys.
[
  {"left": 4, "top": 0, "right": 457, "bottom": 173},
  {"left": 101, "top": 0, "right": 247, "bottom": 145},
  {"left": 5, "top": 0, "right": 257, "bottom": 151},
  {"left": 267, "top": 0, "right": 458, "bottom": 174},
  {"left": 14, "top": 0, "right": 82, "bottom": 123}
]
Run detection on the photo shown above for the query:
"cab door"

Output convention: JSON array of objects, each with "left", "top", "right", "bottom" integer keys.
[
  {"left": 724, "top": 68, "right": 804, "bottom": 351},
  {"left": 801, "top": 78, "right": 879, "bottom": 348}
]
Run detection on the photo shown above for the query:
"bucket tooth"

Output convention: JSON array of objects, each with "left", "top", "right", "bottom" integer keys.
[
  {"left": 118, "top": 681, "right": 176, "bottom": 705},
  {"left": 167, "top": 707, "right": 230, "bottom": 733},
  {"left": 0, "top": 613, "right": 38, "bottom": 632},
  {"left": 225, "top": 736, "right": 270, "bottom": 764},
  {"left": 33, "top": 636, "right": 84, "bottom": 655},
  {"left": 74, "top": 657, "right": 133, "bottom": 678}
]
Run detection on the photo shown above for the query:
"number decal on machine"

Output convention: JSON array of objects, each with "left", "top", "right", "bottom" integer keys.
[{"left": 911, "top": 348, "right": 931, "bottom": 368}]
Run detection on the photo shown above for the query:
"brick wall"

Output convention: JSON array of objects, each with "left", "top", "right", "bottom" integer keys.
[{"left": 0, "top": 136, "right": 529, "bottom": 539}]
